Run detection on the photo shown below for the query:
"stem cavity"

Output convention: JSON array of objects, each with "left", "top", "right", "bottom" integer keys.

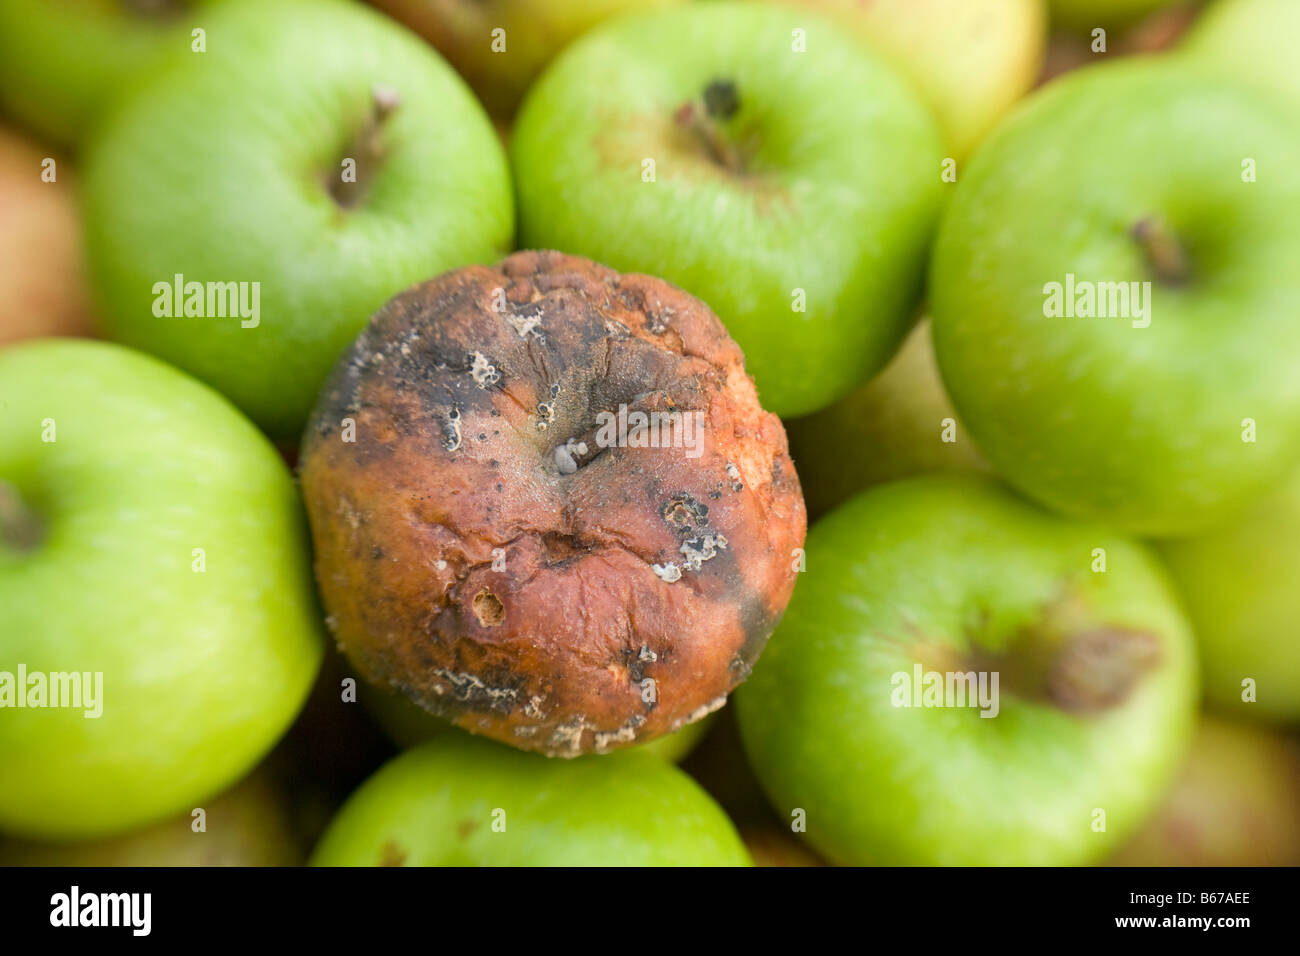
[
  {"left": 1132, "top": 215, "right": 1191, "bottom": 287},
  {"left": 675, "top": 78, "right": 745, "bottom": 174},
  {"left": 330, "top": 84, "right": 402, "bottom": 210}
]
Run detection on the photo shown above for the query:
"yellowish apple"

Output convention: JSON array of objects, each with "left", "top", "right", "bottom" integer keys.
[
  {"left": 372, "top": 0, "right": 685, "bottom": 118},
  {"left": 763, "top": 0, "right": 1048, "bottom": 159},
  {"left": 785, "top": 320, "right": 990, "bottom": 520}
]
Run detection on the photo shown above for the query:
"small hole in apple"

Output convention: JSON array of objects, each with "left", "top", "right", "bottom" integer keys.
[{"left": 472, "top": 589, "right": 505, "bottom": 628}]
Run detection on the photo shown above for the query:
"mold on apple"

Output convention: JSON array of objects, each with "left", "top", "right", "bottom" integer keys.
[{"left": 300, "top": 250, "right": 806, "bottom": 757}]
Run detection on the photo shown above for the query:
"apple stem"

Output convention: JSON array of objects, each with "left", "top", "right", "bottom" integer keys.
[
  {"left": 1132, "top": 216, "right": 1190, "bottom": 286},
  {"left": 675, "top": 79, "right": 745, "bottom": 174},
  {"left": 0, "top": 481, "right": 42, "bottom": 552},
  {"left": 329, "top": 85, "right": 402, "bottom": 210}
]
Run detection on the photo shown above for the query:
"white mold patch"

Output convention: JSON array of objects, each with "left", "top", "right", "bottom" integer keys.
[
  {"left": 554, "top": 438, "right": 589, "bottom": 475},
  {"left": 671, "top": 695, "right": 728, "bottom": 730},
  {"left": 652, "top": 562, "right": 682, "bottom": 583},
  {"left": 433, "top": 668, "right": 517, "bottom": 705},
  {"left": 679, "top": 532, "right": 727, "bottom": 572},
  {"left": 469, "top": 351, "right": 501, "bottom": 389},
  {"left": 506, "top": 305, "right": 544, "bottom": 339}
]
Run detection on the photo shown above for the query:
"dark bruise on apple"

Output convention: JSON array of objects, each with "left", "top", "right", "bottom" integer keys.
[{"left": 300, "top": 251, "right": 806, "bottom": 757}]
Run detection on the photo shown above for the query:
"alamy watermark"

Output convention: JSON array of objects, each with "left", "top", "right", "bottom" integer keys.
[
  {"left": 1043, "top": 274, "right": 1151, "bottom": 329},
  {"left": 554, "top": 404, "right": 705, "bottom": 473},
  {"left": 152, "top": 273, "right": 260, "bottom": 328},
  {"left": 0, "top": 664, "right": 102, "bottom": 718},
  {"left": 50, "top": 886, "right": 150, "bottom": 936},
  {"left": 891, "top": 664, "right": 999, "bottom": 718}
]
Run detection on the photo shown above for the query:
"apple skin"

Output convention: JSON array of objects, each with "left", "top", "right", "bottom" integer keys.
[
  {"left": 930, "top": 61, "right": 1300, "bottom": 538},
  {"left": 1108, "top": 717, "right": 1300, "bottom": 866},
  {"left": 0, "top": 768, "right": 304, "bottom": 867},
  {"left": 83, "top": 0, "right": 514, "bottom": 439},
  {"left": 1048, "top": 0, "right": 1187, "bottom": 31},
  {"left": 759, "top": 0, "right": 1047, "bottom": 160},
  {"left": 735, "top": 474, "right": 1198, "bottom": 866},
  {"left": 0, "top": 340, "right": 324, "bottom": 839},
  {"left": 1156, "top": 465, "right": 1300, "bottom": 722},
  {"left": 371, "top": 0, "right": 684, "bottom": 118},
  {"left": 310, "top": 733, "right": 750, "bottom": 865},
  {"left": 1181, "top": 0, "right": 1300, "bottom": 110},
  {"left": 785, "top": 319, "right": 990, "bottom": 520},
  {"left": 0, "top": 0, "right": 229, "bottom": 148},
  {"left": 0, "top": 126, "right": 97, "bottom": 345},
  {"left": 362, "top": 679, "right": 712, "bottom": 763},
  {"left": 510, "top": 1, "right": 945, "bottom": 418}
]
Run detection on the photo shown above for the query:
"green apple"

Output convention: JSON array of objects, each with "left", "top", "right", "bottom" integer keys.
[
  {"left": 1108, "top": 717, "right": 1300, "bottom": 866},
  {"left": 1181, "top": 0, "right": 1300, "bottom": 110},
  {"left": 930, "top": 61, "right": 1300, "bottom": 537},
  {"left": 785, "top": 319, "right": 989, "bottom": 519},
  {"left": 310, "top": 734, "right": 750, "bottom": 865},
  {"left": 0, "top": 125, "right": 97, "bottom": 345},
  {"left": 0, "top": 0, "right": 233, "bottom": 147},
  {"left": 0, "top": 767, "right": 304, "bottom": 867},
  {"left": 363, "top": 678, "right": 711, "bottom": 762},
  {"left": 758, "top": 0, "right": 1047, "bottom": 160},
  {"left": 511, "top": 1, "right": 945, "bottom": 418},
  {"left": 0, "top": 340, "right": 324, "bottom": 838},
  {"left": 735, "top": 474, "right": 1198, "bottom": 866},
  {"left": 1048, "top": 0, "right": 1187, "bottom": 31},
  {"left": 372, "top": 0, "right": 684, "bottom": 118},
  {"left": 83, "top": 0, "right": 513, "bottom": 438},
  {"left": 1156, "top": 464, "right": 1300, "bottom": 722}
]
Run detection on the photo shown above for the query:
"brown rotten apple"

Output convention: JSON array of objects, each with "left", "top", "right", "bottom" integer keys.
[{"left": 301, "top": 251, "right": 805, "bottom": 756}]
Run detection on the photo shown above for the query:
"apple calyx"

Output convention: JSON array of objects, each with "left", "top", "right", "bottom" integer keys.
[
  {"left": 1041, "top": 627, "right": 1163, "bottom": 712},
  {"left": 939, "top": 610, "right": 1163, "bottom": 714},
  {"left": 329, "top": 84, "right": 402, "bottom": 210},
  {"left": 551, "top": 391, "right": 684, "bottom": 476},
  {"left": 1132, "top": 215, "right": 1190, "bottom": 286},
  {"left": 675, "top": 79, "right": 745, "bottom": 174},
  {"left": 0, "top": 480, "right": 43, "bottom": 553}
]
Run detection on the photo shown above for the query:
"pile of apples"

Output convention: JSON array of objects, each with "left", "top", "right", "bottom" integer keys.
[{"left": 1, "top": 0, "right": 1298, "bottom": 867}]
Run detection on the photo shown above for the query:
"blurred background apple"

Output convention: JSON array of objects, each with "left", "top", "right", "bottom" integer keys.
[
  {"left": 0, "top": 125, "right": 97, "bottom": 345},
  {"left": 370, "top": 0, "right": 684, "bottom": 118},
  {"left": 1109, "top": 718, "right": 1300, "bottom": 866},
  {"left": 1048, "top": 0, "right": 1191, "bottom": 31},
  {"left": 0, "top": 767, "right": 303, "bottom": 866},
  {"left": 1158, "top": 465, "right": 1300, "bottom": 722},
  {"left": 1181, "top": 0, "right": 1300, "bottom": 108},
  {"left": 763, "top": 0, "right": 1047, "bottom": 160},
  {"left": 785, "top": 320, "right": 989, "bottom": 520},
  {"left": 0, "top": 0, "right": 230, "bottom": 148}
]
